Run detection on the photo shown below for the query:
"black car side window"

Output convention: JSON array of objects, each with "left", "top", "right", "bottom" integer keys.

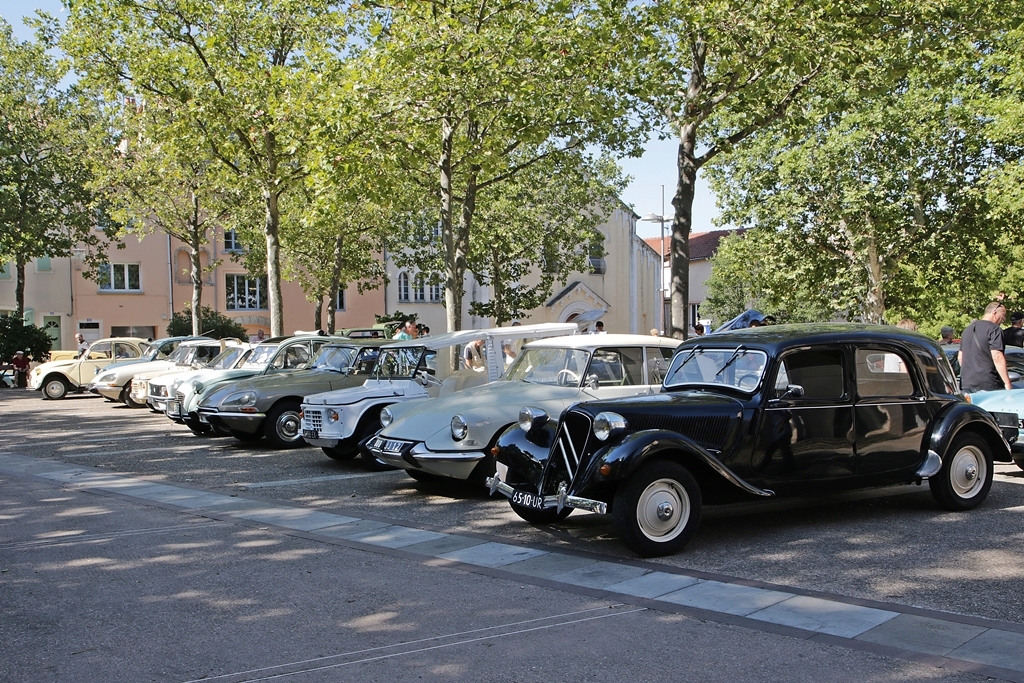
[
  {"left": 775, "top": 349, "right": 845, "bottom": 399},
  {"left": 856, "top": 349, "right": 915, "bottom": 397}
]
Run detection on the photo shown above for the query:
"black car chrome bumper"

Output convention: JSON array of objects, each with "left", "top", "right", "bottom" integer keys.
[{"left": 485, "top": 471, "right": 608, "bottom": 515}]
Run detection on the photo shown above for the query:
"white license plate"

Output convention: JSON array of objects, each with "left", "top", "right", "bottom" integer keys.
[
  {"left": 511, "top": 490, "right": 545, "bottom": 510},
  {"left": 371, "top": 438, "right": 406, "bottom": 453},
  {"left": 302, "top": 429, "right": 319, "bottom": 439}
]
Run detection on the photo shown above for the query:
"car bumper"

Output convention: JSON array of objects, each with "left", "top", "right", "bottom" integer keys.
[
  {"left": 94, "top": 386, "right": 122, "bottom": 400},
  {"left": 200, "top": 409, "right": 265, "bottom": 433},
  {"left": 485, "top": 464, "right": 608, "bottom": 515},
  {"left": 363, "top": 436, "right": 484, "bottom": 480}
]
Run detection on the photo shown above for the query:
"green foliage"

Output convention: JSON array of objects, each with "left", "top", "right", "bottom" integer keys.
[
  {"left": 374, "top": 311, "right": 416, "bottom": 325},
  {"left": 166, "top": 306, "right": 247, "bottom": 340},
  {"left": 0, "top": 317, "right": 53, "bottom": 362}
]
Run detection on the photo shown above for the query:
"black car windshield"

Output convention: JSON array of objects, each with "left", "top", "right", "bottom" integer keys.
[
  {"left": 505, "top": 347, "right": 591, "bottom": 387},
  {"left": 373, "top": 347, "right": 433, "bottom": 379},
  {"left": 311, "top": 345, "right": 358, "bottom": 371},
  {"left": 242, "top": 343, "right": 278, "bottom": 369},
  {"left": 664, "top": 346, "right": 768, "bottom": 392}
]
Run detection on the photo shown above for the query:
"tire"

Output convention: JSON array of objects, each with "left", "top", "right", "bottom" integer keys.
[
  {"left": 406, "top": 469, "right": 446, "bottom": 485},
  {"left": 124, "top": 383, "right": 147, "bottom": 409},
  {"left": 42, "top": 376, "right": 69, "bottom": 400},
  {"left": 509, "top": 498, "right": 573, "bottom": 524},
  {"left": 263, "top": 401, "right": 305, "bottom": 449},
  {"left": 358, "top": 418, "right": 395, "bottom": 471},
  {"left": 929, "top": 432, "right": 994, "bottom": 511},
  {"left": 187, "top": 422, "right": 212, "bottom": 436},
  {"left": 612, "top": 460, "right": 702, "bottom": 557},
  {"left": 322, "top": 441, "right": 359, "bottom": 461},
  {"left": 1015, "top": 458, "right": 1024, "bottom": 472},
  {"left": 229, "top": 428, "right": 264, "bottom": 442}
]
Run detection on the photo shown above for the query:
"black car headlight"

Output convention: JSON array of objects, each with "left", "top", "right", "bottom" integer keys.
[
  {"left": 518, "top": 406, "right": 548, "bottom": 433},
  {"left": 451, "top": 414, "right": 468, "bottom": 441},
  {"left": 593, "top": 412, "right": 627, "bottom": 441}
]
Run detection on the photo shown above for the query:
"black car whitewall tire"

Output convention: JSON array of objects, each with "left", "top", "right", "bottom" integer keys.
[
  {"left": 929, "top": 432, "right": 993, "bottom": 511},
  {"left": 613, "top": 460, "right": 702, "bottom": 557},
  {"left": 42, "top": 376, "right": 69, "bottom": 400},
  {"left": 263, "top": 401, "right": 305, "bottom": 449}
]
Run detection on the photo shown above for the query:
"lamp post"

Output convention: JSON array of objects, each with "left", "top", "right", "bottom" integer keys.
[{"left": 640, "top": 185, "right": 669, "bottom": 334}]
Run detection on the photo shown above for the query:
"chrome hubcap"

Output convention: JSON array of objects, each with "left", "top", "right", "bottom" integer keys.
[
  {"left": 45, "top": 381, "right": 63, "bottom": 397},
  {"left": 950, "top": 445, "right": 986, "bottom": 498},
  {"left": 636, "top": 478, "right": 690, "bottom": 542},
  {"left": 277, "top": 412, "right": 301, "bottom": 441}
]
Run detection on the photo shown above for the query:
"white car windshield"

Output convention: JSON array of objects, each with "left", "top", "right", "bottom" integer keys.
[
  {"left": 373, "top": 347, "right": 434, "bottom": 380},
  {"left": 242, "top": 344, "right": 278, "bottom": 369},
  {"left": 505, "top": 348, "right": 591, "bottom": 387},
  {"left": 311, "top": 345, "right": 358, "bottom": 372},
  {"left": 206, "top": 347, "right": 245, "bottom": 370},
  {"left": 663, "top": 346, "right": 768, "bottom": 392}
]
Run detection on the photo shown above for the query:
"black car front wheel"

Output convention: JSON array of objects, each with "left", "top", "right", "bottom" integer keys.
[
  {"left": 263, "top": 401, "right": 305, "bottom": 449},
  {"left": 929, "top": 432, "right": 993, "bottom": 511},
  {"left": 613, "top": 460, "right": 702, "bottom": 558}
]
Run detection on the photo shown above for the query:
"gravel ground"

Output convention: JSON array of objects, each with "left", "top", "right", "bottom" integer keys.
[{"left": 3, "top": 390, "right": 1023, "bottom": 625}]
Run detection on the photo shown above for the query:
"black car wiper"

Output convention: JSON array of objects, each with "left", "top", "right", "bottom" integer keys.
[
  {"left": 675, "top": 346, "right": 702, "bottom": 370},
  {"left": 716, "top": 346, "right": 748, "bottom": 376}
]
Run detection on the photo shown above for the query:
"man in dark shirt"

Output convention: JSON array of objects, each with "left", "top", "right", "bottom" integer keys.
[
  {"left": 959, "top": 302, "right": 1012, "bottom": 392},
  {"left": 1003, "top": 311, "right": 1024, "bottom": 348}
]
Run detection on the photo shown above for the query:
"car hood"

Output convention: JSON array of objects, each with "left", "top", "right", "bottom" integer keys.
[
  {"left": 199, "top": 369, "right": 357, "bottom": 408},
  {"left": 105, "top": 359, "right": 177, "bottom": 380},
  {"left": 570, "top": 390, "right": 746, "bottom": 419},
  {"left": 149, "top": 368, "right": 204, "bottom": 388},
  {"left": 968, "top": 389, "right": 1024, "bottom": 411},
  {"left": 33, "top": 359, "right": 80, "bottom": 374},
  {"left": 303, "top": 379, "right": 425, "bottom": 407},
  {"left": 379, "top": 380, "right": 590, "bottom": 451}
]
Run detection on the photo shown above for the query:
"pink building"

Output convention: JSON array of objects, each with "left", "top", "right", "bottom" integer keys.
[{"left": 0, "top": 227, "right": 384, "bottom": 351}]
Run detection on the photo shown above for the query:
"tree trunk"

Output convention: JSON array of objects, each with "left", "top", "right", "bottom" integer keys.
[
  {"left": 14, "top": 256, "right": 26, "bottom": 320},
  {"left": 314, "top": 295, "right": 323, "bottom": 332},
  {"left": 491, "top": 246, "right": 504, "bottom": 326},
  {"left": 863, "top": 230, "right": 886, "bottom": 324},
  {"left": 326, "top": 234, "right": 344, "bottom": 335},
  {"left": 264, "top": 186, "right": 284, "bottom": 337},
  {"left": 189, "top": 245, "right": 203, "bottom": 337}
]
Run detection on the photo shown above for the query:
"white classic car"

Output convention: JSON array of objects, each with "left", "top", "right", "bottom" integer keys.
[
  {"left": 29, "top": 337, "right": 151, "bottom": 399},
  {"left": 89, "top": 338, "right": 223, "bottom": 407},
  {"left": 140, "top": 341, "right": 252, "bottom": 412},
  {"left": 300, "top": 323, "right": 581, "bottom": 467},
  {"left": 363, "top": 334, "right": 682, "bottom": 484}
]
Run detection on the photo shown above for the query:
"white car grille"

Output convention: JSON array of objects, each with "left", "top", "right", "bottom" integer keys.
[{"left": 303, "top": 409, "right": 323, "bottom": 431}]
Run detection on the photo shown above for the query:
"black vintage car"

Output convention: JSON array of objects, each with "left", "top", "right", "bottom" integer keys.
[{"left": 487, "top": 324, "right": 1019, "bottom": 557}]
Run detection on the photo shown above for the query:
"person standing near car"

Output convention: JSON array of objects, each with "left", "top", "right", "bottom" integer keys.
[
  {"left": 75, "top": 333, "right": 89, "bottom": 358},
  {"left": 959, "top": 302, "right": 1013, "bottom": 392},
  {"left": 1003, "top": 311, "right": 1024, "bottom": 348}
]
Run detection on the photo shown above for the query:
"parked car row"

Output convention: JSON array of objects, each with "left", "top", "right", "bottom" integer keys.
[{"left": 29, "top": 324, "right": 1023, "bottom": 558}]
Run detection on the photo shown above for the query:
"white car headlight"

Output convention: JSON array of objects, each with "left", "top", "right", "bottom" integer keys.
[
  {"left": 380, "top": 406, "right": 394, "bottom": 428},
  {"left": 222, "top": 391, "right": 257, "bottom": 409},
  {"left": 95, "top": 372, "right": 117, "bottom": 385},
  {"left": 191, "top": 380, "right": 204, "bottom": 394},
  {"left": 518, "top": 406, "right": 548, "bottom": 433},
  {"left": 593, "top": 412, "right": 627, "bottom": 441},
  {"left": 451, "top": 414, "right": 468, "bottom": 441},
  {"left": 327, "top": 408, "right": 340, "bottom": 422},
  {"left": 171, "top": 378, "right": 184, "bottom": 392}
]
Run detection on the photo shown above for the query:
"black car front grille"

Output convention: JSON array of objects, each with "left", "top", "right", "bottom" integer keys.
[
  {"left": 546, "top": 410, "right": 592, "bottom": 491},
  {"left": 625, "top": 414, "right": 733, "bottom": 452}
]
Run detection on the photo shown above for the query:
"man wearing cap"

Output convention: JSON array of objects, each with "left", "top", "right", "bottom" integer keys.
[
  {"left": 11, "top": 350, "right": 30, "bottom": 388},
  {"left": 1003, "top": 312, "right": 1024, "bottom": 348},
  {"left": 960, "top": 302, "right": 1013, "bottom": 392}
]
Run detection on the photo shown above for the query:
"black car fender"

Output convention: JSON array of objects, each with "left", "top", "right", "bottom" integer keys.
[
  {"left": 493, "top": 421, "right": 558, "bottom": 490},
  {"left": 928, "top": 402, "right": 1012, "bottom": 463},
  {"left": 574, "top": 430, "right": 775, "bottom": 500}
]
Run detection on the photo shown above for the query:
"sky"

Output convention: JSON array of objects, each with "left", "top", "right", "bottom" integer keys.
[{"left": 1, "top": 0, "right": 721, "bottom": 240}]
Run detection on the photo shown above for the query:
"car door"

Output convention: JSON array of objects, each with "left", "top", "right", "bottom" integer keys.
[
  {"left": 587, "top": 347, "right": 651, "bottom": 399},
  {"left": 754, "top": 346, "right": 855, "bottom": 488},
  {"left": 646, "top": 346, "right": 676, "bottom": 388},
  {"left": 114, "top": 342, "right": 141, "bottom": 361},
  {"left": 79, "top": 341, "right": 113, "bottom": 384},
  {"left": 853, "top": 346, "right": 933, "bottom": 477}
]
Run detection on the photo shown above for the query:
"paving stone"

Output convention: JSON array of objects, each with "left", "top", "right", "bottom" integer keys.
[
  {"left": 438, "top": 541, "right": 547, "bottom": 568},
  {"left": 551, "top": 561, "right": 650, "bottom": 590},
  {"left": 749, "top": 595, "right": 899, "bottom": 638},
  {"left": 502, "top": 552, "right": 598, "bottom": 578},
  {"left": 346, "top": 526, "right": 447, "bottom": 549},
  {"left": 855, "top": 614, "right": 988, "bottom": 655},
  {"left": 948, "top": 628, "right": 1024, "bottom": 671},
  {"left": 130, "top": 488, "right": 225, "bottom": 506},
  {"left": 401, "top": 534, "right": 486, "bottom": 557},
  {"left": 606, "top": 571, "right": 700, "bottom": 599},
  {"left": 314, "top": 519, "right": 393, "bottom": 538},
  {"left": 659, "top": 580, "right": 792, "bottom": 616},
  {"left": 230, "top": 507, "right": 358, "bottom": 530}
]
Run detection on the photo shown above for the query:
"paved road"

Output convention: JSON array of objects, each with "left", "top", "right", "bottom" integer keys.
[{"left": 3, "top": 391, "right": 1024, "bottom": 682}]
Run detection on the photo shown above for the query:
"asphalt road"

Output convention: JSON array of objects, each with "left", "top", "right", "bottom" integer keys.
[{"left": 3, "top": 390, "right": 1024, "bottom": 682}]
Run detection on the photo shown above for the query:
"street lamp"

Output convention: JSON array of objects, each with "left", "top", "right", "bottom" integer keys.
[{"left": 640, "top": 186, "right": 669, "bottom": 334}]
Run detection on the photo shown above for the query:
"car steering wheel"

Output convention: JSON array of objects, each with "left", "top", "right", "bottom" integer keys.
[
  {"left": 736, "top": 373, "right": 760, "bottom": 391},
  {"left": 556, "top": 369, "right": 580, "bottom": 386}
]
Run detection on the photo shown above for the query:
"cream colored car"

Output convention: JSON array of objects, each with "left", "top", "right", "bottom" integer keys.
[{"left": 29, "top": 337, "right": 150, "bottom": 399}]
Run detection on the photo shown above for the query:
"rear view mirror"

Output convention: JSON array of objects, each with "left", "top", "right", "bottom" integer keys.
[{"left": 776, "top": 384, "right": 804, "bottom": 400}]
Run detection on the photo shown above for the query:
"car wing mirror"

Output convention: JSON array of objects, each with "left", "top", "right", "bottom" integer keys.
[
  {"left": 586, "top": 374, "right": 599, "bottom": 390},
  {"left": 1009, "top": 371, "right": 1021, "bottom": 383},
  {"left": 780, "top": 384, "right": 804, "bottom": 399}
]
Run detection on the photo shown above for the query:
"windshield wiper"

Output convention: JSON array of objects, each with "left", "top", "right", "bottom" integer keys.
[
  {"left": 715, "top": 346, "right": 748, "bottom": 377},
  {"left": 675, "top": 346, "right": 702, "bottom": 370}
]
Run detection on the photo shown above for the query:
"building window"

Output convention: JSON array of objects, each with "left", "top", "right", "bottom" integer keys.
[
  {"left": 413, "top": 275, "right": 426, "bottom": 302},
  {"left": 225, "top": 274, "right": 268, "bottom": 310},
  {"left": 430, "top": 280, "right": 442, "bottom": 303},
  {"left": 224, "top": 230, "right": 242, "bottom": 252},
  {"left": 335, "top": 288, "right": 345, "bottom": 311},
  {"left": 397, "top": 272, "right": 410, "bottom": 302},
  {"left": 36, "top": 256, "right": 51, "bottom": 272},
  {"left": 690, "top": 303, "right": 700, "bottom": 325},
  {"left": 98, "top": 263, "right": 141, "bottom": 292}
]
